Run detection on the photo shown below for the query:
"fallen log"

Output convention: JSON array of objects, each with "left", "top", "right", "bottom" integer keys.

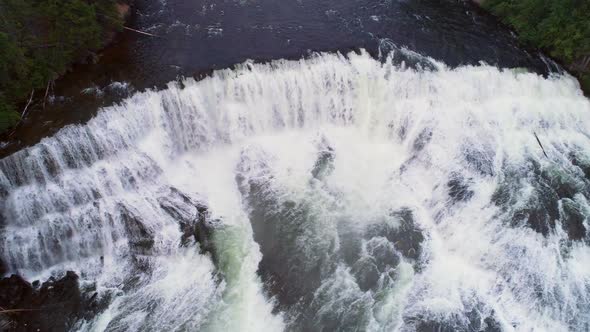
[{"left": 533, "top": 131, "right": 549, "bottom": 158}]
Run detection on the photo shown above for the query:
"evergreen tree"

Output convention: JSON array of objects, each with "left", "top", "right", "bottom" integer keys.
[{"left": 0, "top": 0, "right": 123, "bottom": 132}]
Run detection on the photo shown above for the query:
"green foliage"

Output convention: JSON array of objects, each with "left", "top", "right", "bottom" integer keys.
[
  {"left": 0, "top": 0, "right": 123, "bottom": 133},
  {"left": 0, "top": 93, "right": 20, "bottom": 132},
  {"left": 580, "top": 73, "right": 590, "bottom": 94},
  {"left": 484, "top": 0, "right": 590, "bottom": 63},
  {"left": 484, "top": 0, "right": 590, "bottom": 95}
]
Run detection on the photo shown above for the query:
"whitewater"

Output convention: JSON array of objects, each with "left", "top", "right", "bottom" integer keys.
[{"left": 1, "top": 50, "right": 590, "bottom": 331}]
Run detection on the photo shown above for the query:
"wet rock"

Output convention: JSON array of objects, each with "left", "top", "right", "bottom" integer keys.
[
  {"left": 348, "top": 237, "right": 400, "bottom": 292},
  {"left": 336, "top": 221, "right": 363, "bottom": 266},
  {"left": 463, "top": 144, "right": 495, "bottom": 176},
  {"left": 0, "top": 258, "right": 7, "bottom": 276},
  {"left": 490, "top": 182, "right": 511, "bottom": 207},
  {"left": 158, "top": 187, "right": 207, "bottom": 225},
  {"left": 391, "top": 208, "right": 425, "bottom": 261},
  {"left": 412, "top": 310, "right": 502, "bottom": 332},
  {"left": 119, "top": 167, "right": 138, "bottom": 190},
  {"left": 253, "top": 203, "right": 328, "bottom": 308},
  {"left": 397, "top": 118, "right": 409, "bottom": 140},
  {"left": 483, "top": 315, "right": 503, "bottom": 332},
  {"left": 82, "top": 290, "right": 112, "bottom": 321},
  {"left": 447, "top": 174, "right": 474, "bottom": 202},
  {"left": 412, "top": 128, "right": 433, "bottom": 152},
  {"left": 541, "top": 170, "right": 580, "bottom": 200},
  {"left": 518, "top": 163, "right": 588, "bottom": 237},
  {"left": 493, "top": 161, "right": 577, "bottom": 237},
  {"left": 246, "top": 187, "right": 331, "bottom": 310},
  {"left": 311, "top": 140, "right": 335, "bottom": 180},
  {"left": 117, "top": 204, "right": 154, "bottom": 254},
  {"left": 351, "top": 258, "right": 380, "bottom": 291},
  {"left": 195, "top": 218, "right": 222, "bottom": 260},
  {"left": 157, "top": 187, "right": 220, "bottom": 257},
  {"left": 310, "top": 281, "right": 373, "bottom": 332},
  {"left": 513, "top": 205, "right": 556, "bottom": 236},
  {"left": 0, "top": 275, "right": 33, "bottom": 308},
  {"left": 570, "top": 152, "right": 590, "bottom": 181},
  {"left": 0, "top": 271, "right": 105, "bottom": 332},
  {"left": 560, "top": 198, "right": 587, "bottom": 241},
  {"left": 365, "top": 237, "right": 400, "bottom": 272},
  {"left": 415, "top": 320, "right": 458, "bottom": 332},
  {"left": 513, "top": 180, "right": 560, "bottom": 236},
  {"left": 38, "top": 144, "right": 61, "bottom": 178},
  {"left": 366, "top": 208, "right": 424, "bottom": 263}
]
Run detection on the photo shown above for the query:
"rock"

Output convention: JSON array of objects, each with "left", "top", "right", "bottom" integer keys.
[
  {"left": 311, "top": 138, "right": 335, "bottom": 180},
  {"left": 447, "top": 174, "right": 474, "bottom": 202},
  {"left": 560, "top": 198, "right": 587, "bottom": 241},
  {"left": 415, "top": 320, "right": 457, "bottom": 332},
  {"left": 351, "top": 258, "right": 381, "bottom": 291},
  {"left": 158, "top": 187, "right": 206, "bottom": 224},
  {"left": 349, "top": 237, "right": 401, "bottom": 292},
  {"left": 463, "top": 144, "right": 495, "bottom": 176},
  {"left": 513, "top": 206, "right": 556, "bottom": 236},
  {"left": 246, "top": 189, "right": 329, "bottom": 309},
  {"left": 195, "top": 219, "right": 219, "bottom": 258},
  {"left": 0, "top": 271, "right": 106, "bottom": 332},
  {"left": 0, "top": 275, "right": 33, "bottom": 308},
  {"left": 570, "top": 152, "right": 590, "bottom": 181},
  {"left": 365, "top": 237, "right": 400, "bottom": 272},
  {"left": 116, "top": 203, "right": 155, "bottom": 254},
  {"left": 366, "top": 208, "right": 424, "bottom": 263},
  {"left": 412, "top": 309, "right": 502, "bottom": 332},
  {"left": 157, "top": 187, "right": 221, "bottom": 258},
  {"left": 494, "top": 161, "right": 576, "bottom": 237},
  {"left": 336, "top": 221, "right": 363, "bottom": 266},
  {"left": 0, "top": 258, "right": 7, "bottom": 276},
  {"left": 412, "top": 128, "right": 433, "bottom": 153}
]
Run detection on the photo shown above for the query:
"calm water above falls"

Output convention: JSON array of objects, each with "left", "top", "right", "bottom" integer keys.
[
  {"left": 0, "top": 0, "right": 554, "bottom": 156},
  {"left": 1, "top": 1, "right": 590, "bottom": 332}
]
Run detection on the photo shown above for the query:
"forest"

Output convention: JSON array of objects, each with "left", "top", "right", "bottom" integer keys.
[
  {"left": 483, "top": 0, "right": 590, "bottom": 93},
  {"left": 0, "top": 0, "right": 122, "bottom": 132}
]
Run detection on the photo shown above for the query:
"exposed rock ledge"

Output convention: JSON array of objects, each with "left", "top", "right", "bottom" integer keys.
[{"left": 0, "top": 272, "right": 106, "bottom": 332}]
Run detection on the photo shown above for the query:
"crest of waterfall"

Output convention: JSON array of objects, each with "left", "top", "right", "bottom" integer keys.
[{"left": 1, "top": 50, "right": 590, "bottom": 331}]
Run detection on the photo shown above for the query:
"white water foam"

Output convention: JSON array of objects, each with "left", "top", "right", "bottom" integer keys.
[{"left": 1, "top": 50, "right": 590, "bottom": 331}]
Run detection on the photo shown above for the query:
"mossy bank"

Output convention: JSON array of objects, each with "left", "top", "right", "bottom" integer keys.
[
  {"left": 477, "top": 0, "right": 590, "bottom": 95},
  {"left": 0, "top": 0, "right": 130, "bottom": 132}
]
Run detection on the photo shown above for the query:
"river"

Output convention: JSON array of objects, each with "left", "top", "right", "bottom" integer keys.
[{"left": 1, "top": 0, "right": 589, "bottom": 331}]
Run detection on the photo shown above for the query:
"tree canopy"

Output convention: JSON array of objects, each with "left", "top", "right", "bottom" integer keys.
[
  {"left": 484, "top": 0, "right": 590, "bottom": 93},
  {"left": 0, "top": 0, "right": 122, "bottom": 132}
]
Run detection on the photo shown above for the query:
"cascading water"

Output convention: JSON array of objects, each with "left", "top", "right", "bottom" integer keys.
[{"left": 1, "top": 50, "right": 590, "bottom": 331}]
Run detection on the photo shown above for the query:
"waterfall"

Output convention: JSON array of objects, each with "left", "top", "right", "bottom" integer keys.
[{"left": 1, "top": 50, "right": 590, "bottom": 331}]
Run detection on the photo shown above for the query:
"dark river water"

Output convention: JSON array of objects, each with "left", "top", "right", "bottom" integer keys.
[
  {"left": 0, "top": 0, "right": 552, "bottom": 158},
  {"left": 4, "top": 1, "right": 590, "bottom": 332}
]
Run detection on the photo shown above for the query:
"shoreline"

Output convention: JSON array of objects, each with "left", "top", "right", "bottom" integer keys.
[
  {"left": 471, "top": 0, "right": 589, "bottom": 96},
  {"left": 0, "top": 1, "right": 134, "bottom": 137}
]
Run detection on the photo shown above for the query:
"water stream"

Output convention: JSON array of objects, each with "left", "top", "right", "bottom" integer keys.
[{"left": 2, "top": 50, "right": 590, "bottom": 331}]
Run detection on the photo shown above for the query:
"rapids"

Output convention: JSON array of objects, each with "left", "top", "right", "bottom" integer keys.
[{"left": 1, "top": 50, "right": 590, "bottom": 331}]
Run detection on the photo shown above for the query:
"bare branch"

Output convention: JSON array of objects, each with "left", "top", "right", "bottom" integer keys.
[
  {"left": 22, "top": 89, "right": 34, "bottom": 119},
  {"left": 43, "top": 80, "right": 52, "bottom": 109},
  {"left": 123, "top": 26, "right": 159, "bottom": 38},
  {"left": 533, "top": 132, "right": 549, "bottom": 158}
]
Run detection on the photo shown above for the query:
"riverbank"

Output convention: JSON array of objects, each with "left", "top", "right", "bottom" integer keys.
[
  {"left": 474, "top": 0, "right": 590, "bottom": 95},
  {"left": 0, "top": 0, "right": 131, "bottom": 133}
]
